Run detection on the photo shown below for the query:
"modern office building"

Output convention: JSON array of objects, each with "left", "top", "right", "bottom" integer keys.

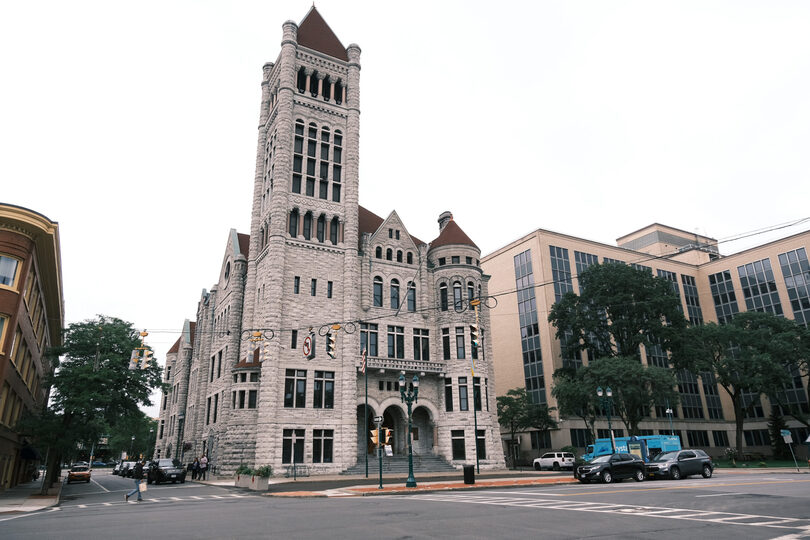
[
  {"left": 155, "top": 8, "right": 504, "bottom": 475},
  {"left": 482, "top": 222, "right": 810, "bottom": 460},
  {"left": 0, "top": 203, "right": 63, "bottom": 489}
]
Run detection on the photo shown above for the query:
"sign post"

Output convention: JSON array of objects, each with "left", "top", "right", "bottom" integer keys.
[
  {"left": 373, "top": 416, "right": 384, "bottom": 489},
  {"left": 781, "top": 429, "right": 800, "bottom": 472}
]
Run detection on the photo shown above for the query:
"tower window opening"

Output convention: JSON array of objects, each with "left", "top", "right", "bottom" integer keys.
[{"left": 296, "top": 67, "right": 306, "bottom": 93}]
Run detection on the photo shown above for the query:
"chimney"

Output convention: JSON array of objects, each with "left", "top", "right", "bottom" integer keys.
[{"left": 438, "top": 211, "right": 453, "bottom": 233}]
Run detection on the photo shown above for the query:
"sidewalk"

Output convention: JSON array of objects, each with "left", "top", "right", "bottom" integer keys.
[{"left": 0, "top": 475, "right": 62, "bottom": 515}]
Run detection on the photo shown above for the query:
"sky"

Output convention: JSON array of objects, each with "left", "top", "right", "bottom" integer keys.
[{"left": 2, "top": 1, "right": 809, "bottom": 418}]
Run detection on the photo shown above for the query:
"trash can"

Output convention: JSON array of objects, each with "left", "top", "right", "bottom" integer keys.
[{"left": 463, "top": 465, "right": 475, "bottom": 485}]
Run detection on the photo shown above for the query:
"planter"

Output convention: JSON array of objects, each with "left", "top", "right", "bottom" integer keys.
[{"left": 235, "top": 474, "right": 270, "bottom": 490}]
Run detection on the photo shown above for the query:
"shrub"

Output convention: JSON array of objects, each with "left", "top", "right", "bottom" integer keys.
[
  {"left": 254, "top": 465, "right": 273, "bottom": 478},
  {"left": 235, "top": 464, "right": 252, "bottom": 476}
]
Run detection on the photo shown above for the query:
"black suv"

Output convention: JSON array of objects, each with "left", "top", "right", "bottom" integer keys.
[
  {"left": 645, "top": 449, "right": 713, "bottom": 480},
  {"left": 575, "top": 453, "right": 646, "bottom": 484},
  {"left": 147, "top": 458, "right": 187, "bottom": 484}
]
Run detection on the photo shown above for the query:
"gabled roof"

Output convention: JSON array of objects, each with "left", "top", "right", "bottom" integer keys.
[
  {"left": 167, "top": 320, "right": 196, "bottom": 354},
  {"left": 297, "top": 6, "right": 348, "bottom": 61},
  {"left": 358, "top": 205, "right": 424, "bottom": 246},
  {"left": 429, "top": 218, "right": 479, "bottom": 250},
  {"left": 237, "top": 233, "right": 250, "bottom": 258}
]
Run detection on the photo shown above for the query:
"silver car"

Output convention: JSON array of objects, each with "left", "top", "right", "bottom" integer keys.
[{"left": 645, "top": 449, "right": 713, "bottom": 480}]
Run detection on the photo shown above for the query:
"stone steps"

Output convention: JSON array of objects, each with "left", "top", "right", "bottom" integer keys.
[{"left": 342, "top": 454, "right": 458, "bottom": 475}]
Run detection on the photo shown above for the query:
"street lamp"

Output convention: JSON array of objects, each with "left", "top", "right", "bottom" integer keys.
[
  {"left": 130, "top": 436, "right": 135, "bottom": 459},
  {"left": 148, "top": 428, "right": 155, "bottom": 461},
  {"left": 665, "top": 399, "right": 674, "bottom": 436},
  {"left": 399, "top": 373, "right": 419, "bottom": 488},
  {"left": 596, "top": 386, "right": 615, "bottom": 454}
]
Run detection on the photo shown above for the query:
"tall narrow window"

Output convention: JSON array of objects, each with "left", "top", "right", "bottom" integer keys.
[
  {"left": 407, "top": 282, "right": 416, "bottom": 312},
  {"left": 330, "top": 217, "right": 339, "bottom": 245},
  {"left": 440, "top": 284, "right": 448, "bottom": 311},
  {"left": 311, "top": 279, "right": 317, "bottom": 296},
  {"left": 373, "top": 277, "right": 383, "bottom": 307},
  {"left": 327, "top": 281, "right": 333, "bottom": 299},
  {"left": 303, "top": 212, "right": 312, "bottom": 240},
  {"left": 312, "top": 429, "right": 334, "bottom": 463},
  {"left": 467, "top": 281, "right": 475, "bottom": 301},
  {"left": 473, "top": 377, "right": 482, "bottom": 411},
  {"left": 407, "top": 252, "right": 413, "bottom": 264},
  {"left": 387, "top": 326, "right": 405, "bottom": 359},
  {"left": 282, "top": 429, "right": 305, "bottom": 464},
  {"left": 444, "top": 378, "right": 454, "bottom": 412},
  {"left": 396, "top": 250, "right": 403, "bottom": 263},
  {"left": 442, "top": 328, "right": 451, "bottom": 360},
  {"left": 455, "top": 327, "right": 466, "bottom": 359},
  {"left": 288, "top": 209, "right": 299, "bottom": 237},
  {"left": 386, "top": 248, "right": 392, "bottom": 261},
  {"left": 459, "top": 377, "right": 469, "bottom": 411},
  {"left": 294, "top": 276, "right": 300, "bottom": 294},
  {"left": 453, "top": 281, "right": 462, "bottom": 309},
  {"left": 451, "top": 430, "right": 466, "bottom": 460},
  {"left": 413, "top": 329, "right": 429, "bottom": 361},
  {"left": 284, "top": 369, "right": 306, "bottom": 408},
  {"left": 313, "top": 371, "right": 334, "bottom": 409},
  {"left": 375, "top": 246, "right": 382, "bottom": 259},
  {"left": 360, "top": 323, "right": 378, "bottom": 356},
  {"left": 390, "top": 279, "right": 400, "bottom": 309},
  {"left": 291, "top": 329, "right": 298, "bottom": 349},
  {"left": 316, "top": 214, "right": 325, "bottom": 242}
]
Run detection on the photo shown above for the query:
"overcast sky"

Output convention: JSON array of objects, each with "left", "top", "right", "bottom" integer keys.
[{"left": 2, "top": 1, "right": 809, "bottom": 417}]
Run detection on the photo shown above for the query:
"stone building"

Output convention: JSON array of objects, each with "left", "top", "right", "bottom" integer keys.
[
  {"left": 156, "top": 7, "right": 504, "bottom": 475},
  {"left": 481, "top": 222, "right": 810, "bottom": 461},
  {"left": 0, "top": 203, "right": 63, "bottom": 489}
]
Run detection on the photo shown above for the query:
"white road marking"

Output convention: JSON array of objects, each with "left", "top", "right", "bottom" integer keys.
[
  {"left": 696, "top": 492, "right": 743, "bottom": 497},
  {"left": 399, "top": 493, "right": 810, "bottom": 532},
  {"left": 0, "top": 507, "right": 60, "bottom": 522},
  {"left": 91, "top": 478, "right": 110, "bottom": 492}
]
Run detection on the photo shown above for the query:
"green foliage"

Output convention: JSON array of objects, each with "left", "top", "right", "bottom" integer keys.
[
  {"left": 235, "top": 464, "right": 252, "bottom": 476},
  {"left": 254, "top": 465, "right": 273, "bottom": 477},
  {"left": 551, "top": 367, "right": 597, "bottom": 441},
  {"left": 674, "top": 311, "right": 809, "bottom": 459},
  {"left": 548, "top": 263, "right": 687, "bottom": 359},
  {"left": 497, "top": 387, "right": 532, "bottom": 440},
  {"left": 768, "top": 412, "right": 791, "bottom": 460}
]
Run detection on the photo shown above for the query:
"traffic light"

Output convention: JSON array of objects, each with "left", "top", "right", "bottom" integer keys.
[
  {"left": 370, "top": 430, "right": 379, "bottom": 446},
  {"left": 384, "top": 428, "right": 392, "bottom": 444},
  {"left": 326, "top": 331, "right": 337, "bottom": 359},
  {"left": 140, "top": 350, "right": 153, "bottom": 370},
  {"left": 128, "top": 349, "right": 139, "bottom": 370},
  {"left": 470, "top": 324, "right": 480, "bottom": 348}
]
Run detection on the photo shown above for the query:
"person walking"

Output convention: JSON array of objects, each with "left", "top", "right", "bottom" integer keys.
[
  {"left": 191, "top": 458, "right": 199, "bottom": 480},
  {"left": 125, "top": 460, "right": 146, "bottom": 502},
  {"left": 199, "top": 455, "right": 208, "bottom": 481}
]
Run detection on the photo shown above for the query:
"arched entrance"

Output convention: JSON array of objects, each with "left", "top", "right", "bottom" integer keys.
[
  {"left": 356, "top": 404, "right": 378, "bottom": 455},
  {"left": 411, "top": 406, "right": 435, "bottom": 456},
  {"left": 382, "top": 405, "right": 407, "bottom": 454}
]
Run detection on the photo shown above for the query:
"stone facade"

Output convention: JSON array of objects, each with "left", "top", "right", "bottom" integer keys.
[{"left": 155, "top": 8, "right": 504, "bottom": 475}]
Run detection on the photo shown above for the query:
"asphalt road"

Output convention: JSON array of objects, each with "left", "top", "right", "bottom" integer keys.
[{"left": 3, "top": 470, "right": 809, "bottom": 539}]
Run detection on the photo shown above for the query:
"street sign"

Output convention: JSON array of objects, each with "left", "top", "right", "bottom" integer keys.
[
  {"left": 781, "top": 429, "right": 791, "bottom": 437},
  {"left": 303, "top": 335, "right": 313, "bottom": 359},
  {"left": 373, "top": 416, "right": 383, "bottom": 423}
]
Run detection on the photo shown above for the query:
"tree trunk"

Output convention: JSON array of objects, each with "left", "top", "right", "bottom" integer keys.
[{"left": 733, "top": 394, "right": 745, "bottom": 461}]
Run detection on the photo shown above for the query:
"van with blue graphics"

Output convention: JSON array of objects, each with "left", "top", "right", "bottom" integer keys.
[{"left": 582, "top": 435, "right": 681, "bottom": 462}]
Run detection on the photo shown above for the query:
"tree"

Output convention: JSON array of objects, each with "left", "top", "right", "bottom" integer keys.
[
  {"left": 525, "top": 401, "right": 558, "bottom": 448},
  {"left": 551, "top": 367, "right": 598, "bottom": 443},
  {"left": 18, "top": 315, "right": 163, "bottom": 494},
  {"left": 674, "top": 311, "right": 808, "bottom": 459},
  {"left": 548, "top": 263, "right": 687, "bottom": 359},
  {"left": 767, "top": 412, "right": 791, "bottom": 460},
  {"left": 496, "top": 388, "right": 532, "bottom": 465}
]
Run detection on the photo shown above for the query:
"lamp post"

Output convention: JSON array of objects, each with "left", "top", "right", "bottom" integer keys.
[
  {"left": 665, "top": 399, "right": 674, "bottom": 436},
  {"left": 148, "top": 428, "right": 155, "bottom": 461},
  {"left": 398, "top": 373, "right": 419, "bottom": 488},
  {"left": 130, "top": 436, "right": 135, "bottom": 459},
  {"left": 596, "top": 386, "right": 615, "bottom": 454}
]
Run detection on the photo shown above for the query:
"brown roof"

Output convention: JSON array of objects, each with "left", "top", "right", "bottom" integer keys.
[
  {"left": 429, "top": 218, "right": 479, "bottom": 250},
  {"left": 237, "top": 233, "right": 250, "bottom": 258},
  {"left": 167, "top": 321, "right": 196, "bottom": 354},
  {"left": 167, "top": 337, "right": 181, "bottom": 354},
  {"left": 358, "top": 205, "right": 424, "bottom": 247},
  {"left": 297, "top": 7, "right": 348, "bottom": 61}
]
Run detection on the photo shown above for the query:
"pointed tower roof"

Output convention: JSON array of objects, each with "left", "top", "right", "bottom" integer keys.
[
  {"left": 429, "top": 217, "right": 479, "bottom": 251},
  {"left": 297, "top": 7, "right": 348, "bottom": 61}
]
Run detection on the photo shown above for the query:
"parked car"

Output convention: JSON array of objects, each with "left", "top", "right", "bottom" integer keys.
[
  {"left": 147, "top": 458, "right": 187, "bottom": 484},
  {"left": 645, "top": 449, "right": 713, "bottom": 480},
  {"left": 533, "top": 451, "right": 575, "bottom": 471},
  {"left": 120, "top": 461, "right": 136, "bottom": 477},
  {"left": 67, "top": 464, "right": 91, "bottom": 483},
  {"left": 91, "top": 461, "right": 106, "bottom": 468},
  {"left": 112, "top": 462, "right": 122, "bottom": 475},
  {"left": 574, "top": 453, "right": 646, "bottom": 484}
]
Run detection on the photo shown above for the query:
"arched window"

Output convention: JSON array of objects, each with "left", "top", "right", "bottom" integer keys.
[
  {"left": 373, "top": 277, "right": 383, "bottom": 307},
  {"left": 386, "top": 249, "right": 392, "bottom": 261},
  {"left": 335, "top": 80, "right": 343, "bottom": 104},
  {"left": 468, "top": 281, "right": 476, "bottom": 301},
  {"left": 296, "top": 67, "right": 306, "bottom": 93},
  {"left": 303, "top": 212, "right": 312, "bottom": 240},
  {"left": 316, "top": 214, "right": 326, "bottom": 242},
  {"left": 375, "top": 246, "right": 382, "bottom": 259},
  {"left": 440, "top": 283, "right": 448, "bottom": 311},
  {"left": 288, "top": 209, "right": 299, "bottom": 237},
  {"left": 330, "top": 217, "right": 339, "bottom": 245},
  {"left": 407, "top": 282, "right": 416, "bottom": 312},
  {"left": 396, "top": 250, "right": 403, "bottom": 263},
  {"left": 406, "top": 252, "right": 413, "bottom": 264},
  {"left": 391, "top": 279, "right": 400, "bottom": 310},
  {"left": 453, "top": 281, "right": 462, "bottom": 308}
]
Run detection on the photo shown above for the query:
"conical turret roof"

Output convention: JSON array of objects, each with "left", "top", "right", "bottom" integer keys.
[{"left": 297, "top": 7, "right": 348, "bottom": 61}]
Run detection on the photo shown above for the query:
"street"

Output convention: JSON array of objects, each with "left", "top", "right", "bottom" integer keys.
[{"left": 2, "top": 470, "right": 809, "bottom": 539}]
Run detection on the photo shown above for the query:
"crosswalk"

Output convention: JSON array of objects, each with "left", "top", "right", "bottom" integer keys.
[
  {"left": 61, "top": 493, "right": 261, "bottom": 511},
  {"left": 395, "top": 493, "right": 810, "bottom": 533}
]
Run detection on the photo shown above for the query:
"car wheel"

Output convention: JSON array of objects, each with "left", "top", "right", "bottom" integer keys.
[
  {"left": 86, "top": 479, "right": 91, "bottom": 483},
  {"left": 601, "top": 471, "right": 613, "bottom": 484},
  {"left": 702, "top": 465, "right": 713, "bottom": 479},
  {"left": 553, "top": 462, "right": 561, "bottom": 471},
  {"left": 670, "top": 467, "right": 681, "bottom": 480},
  {"left": 634, "top": 469, "right": 645, "bottom": 482},
  {"left": 534, "top": 463, "right": 541, "bottom": 471}
]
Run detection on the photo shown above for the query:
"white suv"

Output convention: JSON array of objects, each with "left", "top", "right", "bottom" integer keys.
[{"left": 533, "top": 452, "right": 575, "bottom": 471}]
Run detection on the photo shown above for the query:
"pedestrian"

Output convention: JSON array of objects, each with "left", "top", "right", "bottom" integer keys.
[
  {"left": 125, "top": 460, "right": 146, "bottom": 502},
  {"left": 192, "top": 457, "right": 199, "bottom": 480},
  {"left": 199, "top": 454, "right": 208, "bottom": 481}
]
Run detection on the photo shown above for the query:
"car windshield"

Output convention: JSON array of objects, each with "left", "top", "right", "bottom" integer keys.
[
  {"left": 158, "top": 459, "right": 177, "bottom": 467},
  {"left": 590, "top": 455, "right": 612, "bottom": 463},
  {"left": 71, "top": 466, "right": 89, "bottom": 471},
  {"left": 653, "top": 451, "right": 679, "bottom": 462}
]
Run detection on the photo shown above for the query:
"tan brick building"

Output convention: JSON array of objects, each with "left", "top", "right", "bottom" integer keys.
[
  {"left": 482, "top": 223, "right": 810, "bottom": 461},
  {"left": 0, "top": 203, "right": 63, "bottom": 489}
]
